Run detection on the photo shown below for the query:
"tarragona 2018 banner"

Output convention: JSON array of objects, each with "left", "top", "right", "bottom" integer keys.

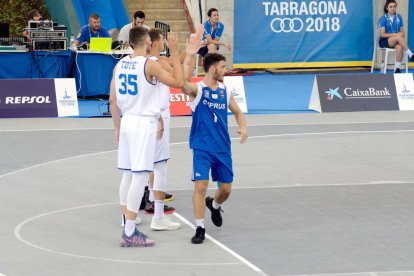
[
  {"left": 409, "top": 0, "right": 414, "bottom": 58},
  {"left": 234, "top": 0, "right": 374, "bottom": 68}
]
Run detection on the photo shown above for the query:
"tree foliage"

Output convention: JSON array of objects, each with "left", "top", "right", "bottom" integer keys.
[{"left": 0, "top": 0, "right": 49, "bottom": 36}]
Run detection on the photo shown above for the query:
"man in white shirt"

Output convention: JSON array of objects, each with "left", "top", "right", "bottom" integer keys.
[{"left": 118, "top": 11, "right": 150, "bottom": 45}]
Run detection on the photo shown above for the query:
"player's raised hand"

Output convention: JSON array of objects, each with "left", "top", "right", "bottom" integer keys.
[
  {"left": 166, "top": 31, "right": 179, "bottom": 54},
  {"left": 186, "top": 24, "right": 204, "bottom": 56}
]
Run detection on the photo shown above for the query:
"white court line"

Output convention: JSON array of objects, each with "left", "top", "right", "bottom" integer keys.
[
  {"left": 13, "top": 202, "right": 241, "bottom": 267},
  {"left": 0, "top": 119, "right": 414, "bottom": 132},
  {"left": 173, "top": 212, "right": 268, "bottom": 276},
  {"left": 5, "top": 130, "right": 414, "bottom": 275},
  {"left": 2, "top": 129, "right": 414, "bottom": 181},
  {"left": 286, "top": 270, "right": 414, "bottom": 276}
]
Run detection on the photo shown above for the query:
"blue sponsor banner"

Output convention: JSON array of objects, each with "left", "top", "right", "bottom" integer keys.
[
  {"left": 234, "top": 0, "right": 374, "bottom": 68},
  {"left": 409, "top": 0, "right": 414, "bottom": 58},
  {"left": 0, "top": 79, "right": 57, "bottom": 118}
]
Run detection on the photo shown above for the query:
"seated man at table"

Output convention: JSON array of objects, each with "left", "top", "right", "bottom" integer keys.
[
  {"left": 118, "top": 11, "right": 150, "bottom": 46},
  {"left": 73, "top": 13, "right": 110, "bottom": 49}
]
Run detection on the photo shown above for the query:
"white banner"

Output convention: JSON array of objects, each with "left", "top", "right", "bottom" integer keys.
[
  {"left": 54, "top": 78, "right": 79, "bottom": 117},
  {"left": 223, "top": 76, "right": 248, "bottom": 113},
  {"left": 394, "top": 73, "right": 414, "bottom": 111}
]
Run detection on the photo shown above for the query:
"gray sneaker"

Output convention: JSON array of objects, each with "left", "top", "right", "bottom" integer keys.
[{"left": 120, "top": 229, "right": 154, "bottom": 247}]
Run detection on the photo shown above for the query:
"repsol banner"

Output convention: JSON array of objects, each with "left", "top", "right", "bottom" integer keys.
[
  {"left": 234, "top": 0, "right": 374, "bottom": 68},
  {"left": 309, "top": 74, "right": 414, "bottom": 112},
  {"left": 169, "top": 77, "right": 248, "bottom": 116},
  {"left": 0, "top": 79, "right": 79, "bottom": 118}
]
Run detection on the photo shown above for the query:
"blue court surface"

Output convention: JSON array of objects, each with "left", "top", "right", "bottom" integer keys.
[{"left": 0, "top": 110, "right": 414, "bottom": 276}]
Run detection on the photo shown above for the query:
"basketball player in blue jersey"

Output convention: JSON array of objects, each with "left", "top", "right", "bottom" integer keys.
[
  {"left": 181, "top": 48, "right": 248, "bottom": 244},
  {"left": 109, "top": 27, "right": 185, "bottom": 247}
]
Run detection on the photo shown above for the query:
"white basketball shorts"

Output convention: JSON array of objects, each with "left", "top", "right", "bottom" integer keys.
[{"left": 117, "top": 113, "right": 157, "bottom": 172}]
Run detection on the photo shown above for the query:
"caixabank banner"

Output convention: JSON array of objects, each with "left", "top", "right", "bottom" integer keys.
[
  {"left": 234, "top": 0, "right": 374, "bottom": 68},
  {"left": 0, "top": 78, "right": 79, "bottom": 118},
  {"left": 308, "top": 74, "right": 406, "bottom": 112}
]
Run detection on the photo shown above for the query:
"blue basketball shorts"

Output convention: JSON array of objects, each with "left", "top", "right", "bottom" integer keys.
[{"left": 192, "top": 149, "right": 233, "bottom": 183}]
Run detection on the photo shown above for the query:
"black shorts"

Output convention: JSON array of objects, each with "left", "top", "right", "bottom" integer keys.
[
  {"left": 379, "top": 37, "right": 389, "bottom": 48},
  {"left": 197, "top": 45, "right": 220, "bottom": 57}
]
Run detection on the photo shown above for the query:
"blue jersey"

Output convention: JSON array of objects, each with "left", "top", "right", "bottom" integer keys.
[
  {"left": 202, "top": 20, "right": 224, "bottom": 41},
  {"left": 189, "top": 82, "right": 231, "bottom": 153},
  {"left": 76, "top": 25, "right": 110, "bottom": 44},
  {"left": 378, "top": 13, "right": 404, "bottom": 35}
]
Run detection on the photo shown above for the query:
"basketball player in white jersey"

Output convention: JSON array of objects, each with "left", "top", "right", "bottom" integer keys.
[
  {"left": 109, "top": 27, "right": 185, "bottom": 247},
  {"left": 146, "top": 26, "right": 203, "bottom": 231},
  {"left": 181, "top": 46, "right": 248, "bottom": 243}
]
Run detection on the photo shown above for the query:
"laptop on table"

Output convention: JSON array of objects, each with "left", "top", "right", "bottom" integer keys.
[{"left": 89, "top": 37, "right": 112, "bottom": 52}]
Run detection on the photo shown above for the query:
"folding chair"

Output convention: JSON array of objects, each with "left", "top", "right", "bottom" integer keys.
[{"left": 371, "top": 29, "right": 408, "bottom": 74}]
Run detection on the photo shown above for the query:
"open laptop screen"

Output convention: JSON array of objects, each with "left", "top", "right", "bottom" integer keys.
[{"left": 89, "top": 37, "right": 112, "bottom": 52}]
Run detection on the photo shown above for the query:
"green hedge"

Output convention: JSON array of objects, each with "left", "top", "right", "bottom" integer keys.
[{"left": 0, "top": 0, "right": 49, "bottom": 36}]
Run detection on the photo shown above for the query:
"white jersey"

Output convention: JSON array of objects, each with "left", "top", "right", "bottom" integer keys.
[{"left": 114, "top": 55, "right": 160, "bottom": 117}]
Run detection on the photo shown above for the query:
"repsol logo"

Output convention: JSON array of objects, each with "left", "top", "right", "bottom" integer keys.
[{"left": 4, "top": 96, "right": 52, "bottom": 104}]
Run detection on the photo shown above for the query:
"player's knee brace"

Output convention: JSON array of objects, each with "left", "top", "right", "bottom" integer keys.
[
  {"left": 126, "top": 172, "right": 149, "bottom": 213},
  {"left": 153, "top": 161, "right": 167, "bottom": 192},
  {"left": 119, "top": 171, "right": 132, "bottom": 206}
]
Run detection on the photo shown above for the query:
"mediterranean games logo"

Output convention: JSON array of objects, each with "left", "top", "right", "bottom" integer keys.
[{"left": 324, "top": 87, "right": 342, "bottom": 101}]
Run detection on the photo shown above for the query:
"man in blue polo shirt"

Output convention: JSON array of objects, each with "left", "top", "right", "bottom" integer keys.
[
  {"left": 73, "top": 13, "right": 110, "bottom": 49},
  {"left": 198, "top": 8, "right": 231, "bottom": 57}
]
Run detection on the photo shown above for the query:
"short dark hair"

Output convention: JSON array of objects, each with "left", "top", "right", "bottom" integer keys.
[
  {"left": 89, "top": 13, "right": 100, "bottom": 20},
  {"left": 203, "top": 53, "right": 226, "bottom": 72},
  {"left": 207, "top": 8, "right": 218, "bottom": 17},
  {"left": 27, "top": 9, "right": 41, "bottom": 20},
  {"left": 129, "top": 26, "right": 148, "bottom": 48},
  {"left": 148, "top": 28, "right": 163, "bottom": 43},
  {"left": 384, "top": 0, "right": 397, "bottom": 14},
  {"left": 134, "top": 11, "right": 145, "bottom": 20}
]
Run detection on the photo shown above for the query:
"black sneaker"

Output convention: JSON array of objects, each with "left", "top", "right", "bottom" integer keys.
[
  {"left": 205, "top": 196, "right": 223, "bottom": 227},
  {"left": 144, "top": 202, "right": 176, "bottom": 214},
  {"left": 165, "top": 193, "right": 174, "bottom": 202},
  {"left": 139, "top": 187, "right": 149, "bottom": 210},
  {"left": 394, "top": 68, "right": 401, "bottom": 74},
  {"left": 191, "top": 226, "right": 205, "bottom": 244}
]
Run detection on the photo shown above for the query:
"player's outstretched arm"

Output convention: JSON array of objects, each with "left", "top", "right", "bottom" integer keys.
[
  {"left": 146, "top": 32, "right": 185, "bottom": 88},
  {"left": 228, "top": 94, "right": 247, "bottom": 144}
]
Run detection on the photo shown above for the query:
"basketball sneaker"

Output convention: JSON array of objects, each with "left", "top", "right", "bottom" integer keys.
[
  {"left": 191, "top": 226, "right": 206, "bottom": 244},
  {"left": 205, "top": 196, "right": 223, "bottom": 227},
  {"left": 164, "top": 193, "right": 174, "bottom": 202},
  {"left": 120, "top": 229, "right": 154, "bottom": 247},
  {"left": 150, "top": 216, "right": 181, "bottom": 231}
]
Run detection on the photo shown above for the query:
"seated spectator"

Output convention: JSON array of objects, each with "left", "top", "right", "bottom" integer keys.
[
  {"left": 118, "top": 11, "right": 150, "bottom": 45},
  {"left": 27, "top": 9, "right": 42, "bottom": 21},
  {"left": 73, "top": 13, "right": 110, "bottom": 49},
  {"left": 378, "top": 0, "right": 414, "bottom": 73},
  {"left": 198, "top": 8, "right": 231, "bottom": 57}
]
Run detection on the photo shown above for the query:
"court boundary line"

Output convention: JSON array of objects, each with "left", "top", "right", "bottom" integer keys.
[
  {"left": 4, "top": 129, "right": 414, "bottom": 275},
  {"left": 2, "top": 129, "right": 414, "bottom": 181},
  {"left": 13, "top": 202, "right": 243, "bottom": 267},
  {"left": 0, "top": 119, "right": 414, "bottom": 132}
]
